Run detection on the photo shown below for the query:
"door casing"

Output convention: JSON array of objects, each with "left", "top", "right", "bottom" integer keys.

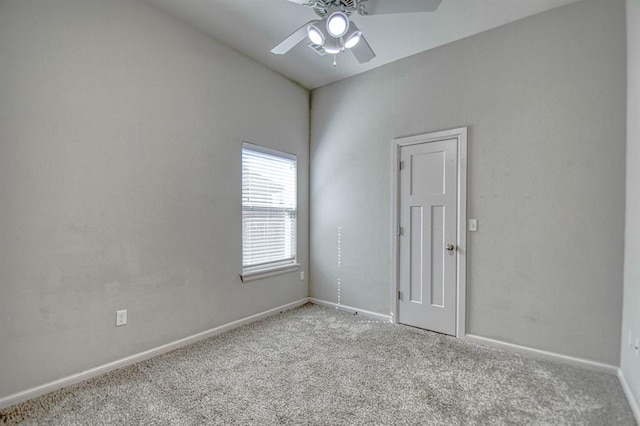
[{"left": 391, "top": 127, "right": 467, "bottom": 338}]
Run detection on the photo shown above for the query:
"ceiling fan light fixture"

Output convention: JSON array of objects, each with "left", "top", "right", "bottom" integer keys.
[
  {"left": 307, "top": 24, "right": 325, "bottom": 45},
  {"left": 326, "top": 11, "right": 349, "bottom": 37},
  {"left": 323, "top": 36, "right": 343, "bottom": 54}
]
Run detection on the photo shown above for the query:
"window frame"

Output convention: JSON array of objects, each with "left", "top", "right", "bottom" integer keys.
[{"left": 240, "top": 142, "right": 299, "bottom": 283}]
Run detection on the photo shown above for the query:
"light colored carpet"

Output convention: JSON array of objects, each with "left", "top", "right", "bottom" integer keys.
[{"left": 0, "top": 303, "right": 635, "bottom": 425}]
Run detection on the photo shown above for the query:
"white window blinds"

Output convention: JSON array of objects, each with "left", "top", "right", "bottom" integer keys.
[{"left": 242, "top": 143, "right": 297, "bottom": 272}]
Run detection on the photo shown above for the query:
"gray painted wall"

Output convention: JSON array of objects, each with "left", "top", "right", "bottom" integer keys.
[
  {"left": 0, "top": 0, "right": 309, "bottom": 398},
  {"left": 310, "top": 0, "right": 626, "bottom": 365},
  {"left": 622, "top": 0, "right": 640, "bottom": 410}
]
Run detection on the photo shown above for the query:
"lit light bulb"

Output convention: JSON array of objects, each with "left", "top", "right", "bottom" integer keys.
[
  {"left": 343, "top": 21, "right": 362, "bottom": 49},
  {"left": 344, "top": 32, "right": 361, "bottom": 48},
  {"left": 323, "top": 37, "right": 342, "bottom": 54},
  {"left": 307, "top": 25, "right": 325, "bottom": 45},
  {"left": 326, "top": 12, "right": 349, "bottom": 37}
]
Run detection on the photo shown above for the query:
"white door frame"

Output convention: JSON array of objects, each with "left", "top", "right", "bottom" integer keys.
[{"left": 391, "top": 127, "right": 468, "bottom": 338}]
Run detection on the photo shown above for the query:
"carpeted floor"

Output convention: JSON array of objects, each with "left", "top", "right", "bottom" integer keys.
[{"left": 0, "top": 303, "right": 635, "bottom": 425}]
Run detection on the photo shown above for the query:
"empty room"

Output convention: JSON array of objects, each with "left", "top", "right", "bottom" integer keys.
[{"left": 1, "top": 0, "right": 639, "bottom": 424}]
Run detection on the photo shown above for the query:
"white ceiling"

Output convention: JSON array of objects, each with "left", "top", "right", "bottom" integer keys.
[{"left": 146, "top": 0, "right": 583, "bottom": 89}]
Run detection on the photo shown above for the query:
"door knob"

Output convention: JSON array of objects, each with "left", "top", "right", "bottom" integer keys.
[{"left": 446, "top": 244, "right": 455, "bottom": 251}]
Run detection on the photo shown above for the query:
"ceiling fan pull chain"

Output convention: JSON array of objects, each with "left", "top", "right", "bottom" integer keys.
[{"left": 333, "top": 55, "right": 337, "bottom": 68}]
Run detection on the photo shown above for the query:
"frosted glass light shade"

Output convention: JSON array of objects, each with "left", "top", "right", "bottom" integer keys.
[
  {"left": 344, "top": 32, "right": 361, "bottom": 48},
  {"left": 307, "top": 25, "right": 325, "bottom": 45},
  {"left": 326, "top": 12, "right": 349, "bottom": 37},
  {"left": 323, "top": 37, "right": 342, "bottom": 54}
]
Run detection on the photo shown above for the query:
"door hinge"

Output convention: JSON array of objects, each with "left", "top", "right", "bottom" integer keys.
[
  {"left": 398, "top": 226, "right": 403, "bottom": 237},
  {"left": 399, "top": 160, "right": 405, "bottom": 171},
  {"left": 398, "top": 290, "right": 402, "bottom": 300}
]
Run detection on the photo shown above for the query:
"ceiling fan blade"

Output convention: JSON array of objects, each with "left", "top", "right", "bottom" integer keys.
[
  {"left": 271, "top": 20, "right": 315, "bottom": 55},
  {"left": 360, "top": 0, "right": 442, "bottom": 15},
  {"left": 350, "top": 35, "right": 375, "bottom": 63},
  {"left": 287, "top": 0, "right": 310, "bottom": 4}
]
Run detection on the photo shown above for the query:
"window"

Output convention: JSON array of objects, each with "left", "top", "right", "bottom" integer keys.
[{"left": 241, "top": 143, "right": 298, "bottom": 282}]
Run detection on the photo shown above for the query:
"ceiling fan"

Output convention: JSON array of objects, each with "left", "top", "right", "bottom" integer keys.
[{"left": 271, "top": 0, "right": 442, "bottom": 65}]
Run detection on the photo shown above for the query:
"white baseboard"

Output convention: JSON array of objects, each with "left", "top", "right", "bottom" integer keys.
[
  {"left": 618, "top": 368, "right": 640, "bottom": 424},
  {"left": 309, "top": 298, "right": 393, "bottom": 323},
  {"left": 464, "top": 334, "right": 618, "bottom": 375},
  {"left": 0, "top": 298, "right": 310, "bottom": 410}
]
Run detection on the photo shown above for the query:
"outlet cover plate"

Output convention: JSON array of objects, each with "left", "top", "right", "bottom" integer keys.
[{"left": 116, "top": 309, "right": 127, "bottom": 327}]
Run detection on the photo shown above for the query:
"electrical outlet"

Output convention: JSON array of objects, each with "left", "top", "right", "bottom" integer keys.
[
  {"left": 116, "top": 309, "right": 127, "bottom": 327},
  {"left": 300, "top": 271, "right": 305, "bottom": 281}
]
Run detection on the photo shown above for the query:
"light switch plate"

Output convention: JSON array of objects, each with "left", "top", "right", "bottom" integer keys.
[{"left": 469, "top": 219, "right": 478, "bottom": 232}]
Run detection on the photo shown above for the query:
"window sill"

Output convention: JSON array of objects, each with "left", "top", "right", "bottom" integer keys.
[{"left": 240, "top": 263, "right": 300, "bottom": 283}]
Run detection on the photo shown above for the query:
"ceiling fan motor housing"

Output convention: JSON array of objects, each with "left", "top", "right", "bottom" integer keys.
[{"left": 311, "top": 0, "right": 358, "bottom": 17}]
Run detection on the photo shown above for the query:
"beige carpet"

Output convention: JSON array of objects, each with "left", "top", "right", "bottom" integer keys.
[{"left": 0, "top": 303, "right": 635, "bottom": 425}]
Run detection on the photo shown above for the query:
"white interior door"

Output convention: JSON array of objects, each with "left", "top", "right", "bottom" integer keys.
[{"left": 398, "top": 138, "right": 458, "bottom": 335}]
